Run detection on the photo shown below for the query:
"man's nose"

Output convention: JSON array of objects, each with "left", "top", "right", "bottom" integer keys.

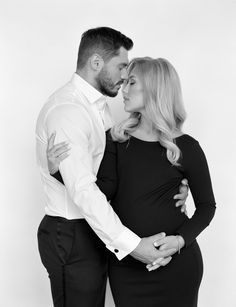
[{"left": 121, "top": 68, "right": 128, "bottom": 80}]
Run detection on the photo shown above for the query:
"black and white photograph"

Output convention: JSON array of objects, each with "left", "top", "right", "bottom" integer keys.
[{"left": 1, "top": 0, "right": 236, "bottom": 306}]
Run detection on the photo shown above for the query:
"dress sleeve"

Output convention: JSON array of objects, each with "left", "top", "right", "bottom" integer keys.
[
  {"left": 176, "top": 138, "right": 216, "bottom": 247},
  {"left": 96, "top": 133, "right": 118, "bottom": 201},
  {"left": 52, "top": 170, "right": 64, "bottom": 184},
  {"left": 51, "top": 132, "right": 117, "bottom": 201}
]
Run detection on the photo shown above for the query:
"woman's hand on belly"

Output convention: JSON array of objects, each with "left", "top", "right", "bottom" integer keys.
[
  {"left": 155, "top": 235, "right": 185, "bottom": 252},
  {"left": 146, "top": 235, "right": 185, "bottom": 271}
]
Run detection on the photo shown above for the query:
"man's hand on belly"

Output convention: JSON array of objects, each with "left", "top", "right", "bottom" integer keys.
[{"left": 130, "top": 232, "right": 176, "bottom": 267}]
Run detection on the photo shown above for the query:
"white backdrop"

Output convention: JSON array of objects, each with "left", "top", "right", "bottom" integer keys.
[{"left": 1, "top": 0, "right": 236, "bottom": 306}]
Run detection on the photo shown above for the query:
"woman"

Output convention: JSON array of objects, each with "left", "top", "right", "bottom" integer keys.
[{"left": 47, "top": 57, "right": 216, "bottom": 306}]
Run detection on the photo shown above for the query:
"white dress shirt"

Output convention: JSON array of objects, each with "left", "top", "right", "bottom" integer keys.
[{"left": 35, "top": 73, "right": 141, "bottom": 260}]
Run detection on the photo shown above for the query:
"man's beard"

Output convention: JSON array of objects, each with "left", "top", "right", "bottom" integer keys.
[{"left": 97, "top": 68, "right": 122, "bottom": 97}]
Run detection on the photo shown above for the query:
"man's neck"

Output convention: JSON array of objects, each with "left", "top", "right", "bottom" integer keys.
[{"left": 76, "top": 69, "right": 101, "bottom": 93}]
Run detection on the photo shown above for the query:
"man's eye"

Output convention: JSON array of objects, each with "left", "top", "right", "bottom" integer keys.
[{"left": 129, "top": 81, "right": 135, "bottom": 85}]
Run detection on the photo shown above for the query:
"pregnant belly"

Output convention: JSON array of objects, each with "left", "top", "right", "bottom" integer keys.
[{"left": 112, "top": 198, "right": 188, "bottom": 237}]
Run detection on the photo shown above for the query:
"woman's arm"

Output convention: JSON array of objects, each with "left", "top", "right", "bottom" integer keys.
[
  {"left": 176, "top": 137, "right": 216, "bottom": 247},
  {"left": 51, "top": 131, "right": 118, "bottom": 201},
  {"left": 96, "top": 132, "right": 117, "bottom": 201}
]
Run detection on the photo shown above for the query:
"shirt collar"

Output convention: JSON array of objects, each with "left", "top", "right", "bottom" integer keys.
[{"left": 71, "top": 73, "right": 105, "bottom": 104}]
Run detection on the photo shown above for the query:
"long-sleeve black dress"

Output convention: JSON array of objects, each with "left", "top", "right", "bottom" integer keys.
[
  {"left": 97, "top": 132, "right": 216, "bottom": 307},
  {"left": 53, "top": 131, "right": 216, "bottom": 307}
]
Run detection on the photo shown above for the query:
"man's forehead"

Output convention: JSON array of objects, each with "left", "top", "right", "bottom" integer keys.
[{"left": 111, "top": 47, "right": 129, "bottom": 65}]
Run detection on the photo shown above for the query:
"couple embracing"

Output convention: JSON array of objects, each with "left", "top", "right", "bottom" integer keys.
[{"left": 36, "top": 27, "right": 216, "bottom": 307}]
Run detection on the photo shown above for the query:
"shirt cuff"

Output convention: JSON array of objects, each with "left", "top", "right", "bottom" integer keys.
[{"left": 106, "top": 227, "right": 141, "bottom": 260}]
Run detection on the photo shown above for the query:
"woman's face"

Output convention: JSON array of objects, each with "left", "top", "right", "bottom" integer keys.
[{"left": 122, "top": 69, "right": 145, "bottom": 113}]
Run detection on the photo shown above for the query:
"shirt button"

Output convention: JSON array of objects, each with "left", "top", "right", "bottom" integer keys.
[{"left": 114, "top": 249, "right": 119, "bottom": 253}]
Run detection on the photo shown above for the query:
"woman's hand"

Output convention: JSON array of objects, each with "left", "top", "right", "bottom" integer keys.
[
  {"left": 174, "top": 179, "right": 189, "bottom": 214},
  {"left": 146, "top": 235, "right": 185, "bottom": 271},
  {"left": 46, "top": 132, "right": 71, "bottom": 175}
]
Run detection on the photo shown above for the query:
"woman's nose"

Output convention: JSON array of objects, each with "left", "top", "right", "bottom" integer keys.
[{"left": 122, "top": 82, "right": 128, "bottom": 94}]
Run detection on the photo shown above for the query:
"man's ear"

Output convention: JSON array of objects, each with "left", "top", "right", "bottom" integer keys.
[{"left": 90, "top": 53, "right": 104, "bottom": 72}]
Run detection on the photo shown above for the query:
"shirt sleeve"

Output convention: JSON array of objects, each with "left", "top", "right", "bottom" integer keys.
[
  {"left": 52, "top": 132, "right": 117, "bottom": 201},
  {"left": 46, "top": 103, "right": 140, "bottom": 259},
  {"left": 176, "top": 138, "right": 216, "bottom": 247}
]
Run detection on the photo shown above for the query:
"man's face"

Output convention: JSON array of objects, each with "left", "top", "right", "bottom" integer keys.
[{"left": 96, "top": 47, "right": 129, "bottom": 97}]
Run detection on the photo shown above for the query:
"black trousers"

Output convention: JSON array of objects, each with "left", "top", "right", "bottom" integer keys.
[{"left": 37, "top": 215, "right": 108, "bottom": 307}]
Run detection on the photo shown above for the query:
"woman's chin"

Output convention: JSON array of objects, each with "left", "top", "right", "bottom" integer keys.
[{"left": 124, "top": 105, "right": 132, "bottom": 113}]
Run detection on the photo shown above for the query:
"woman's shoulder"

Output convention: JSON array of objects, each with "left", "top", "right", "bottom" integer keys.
[
  {"left": 175, "top": 134, "right": 201, "bottom": 154},
  {"left": 175, "top": 133, "right": 199, "bottom": 145}
]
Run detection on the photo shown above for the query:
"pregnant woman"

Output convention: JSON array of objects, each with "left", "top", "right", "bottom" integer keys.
[{"left": 47, "top": 57, "right": 216, "bottom": 307}]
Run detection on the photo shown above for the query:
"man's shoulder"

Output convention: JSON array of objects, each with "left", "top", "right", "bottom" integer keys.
[{"left": 39, "top": 81, "right": 91, "bottom": 119}]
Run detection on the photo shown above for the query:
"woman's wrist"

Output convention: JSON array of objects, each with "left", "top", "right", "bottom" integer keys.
[{"left": 176, "top": 235, "right": 185, "bottom": 253}]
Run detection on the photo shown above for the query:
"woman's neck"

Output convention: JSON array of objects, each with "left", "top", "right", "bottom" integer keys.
[
  {"left": 130, "top": 114, "right": 183, "bottom": 141},
  {"left": 131, "top": 115, "right": 159, "bottom": 141}
]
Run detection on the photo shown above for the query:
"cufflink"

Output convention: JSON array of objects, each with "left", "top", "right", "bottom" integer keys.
[{"left": 114, "top": 249, "right": 119, "bottom": 253}]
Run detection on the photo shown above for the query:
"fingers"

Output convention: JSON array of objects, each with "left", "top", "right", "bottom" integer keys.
[
  {"left": 179, "top": 185, "right": 188, "bottom": 195},
  {"left": 181, "top": 178, "right": 188, "bottom": 186},
  {"left": 146, "top": 257, "right": 163, "bottom": 271},
  {"left": 150, "top": 232, "right": 166, "bottom": 243},
  {"left": 175, "top": 200, "right": 186, "bottom": 213},
  {"left": 47, "top": 144, "right": 70, "bottom": 161},
  {"left": 47, "top": 132, "right": 56, "bottom": 150},
  {"left": 153, "top": 237, "right": 166, "bottom": 248},
  {"left": 147, "top": 256, "right": 172, "bottom": 271},
  {"left": 157, "top": 248, "right": 176, "bottom": 259},
  {"left": 53, "top": 144, "right": 71, "bottom": 156},
  {"left": 49, "top": 142, "right": 69, "bottom": 153},
  {"left": 175, "top": 199, "right": 184, "bottom": 206},
  {"left": 159, "top": 256, "right": 172, "bottom": 266},
  {"left": 147, "top": 263, "right": 160, "bottom": 271},
  {"left": 146, "top": 257, "right": 164, "bottom": 269},
  {"left": 158, "top": 243, "right": 168, "bottom": 251},
  {"left": 182, "top": 204, "right": 187, "bottom": 213},
  {"left": 173, "top": 192, "right": 186, "bottom": 201},
  {"left": 58, "top": 152, "right": 70, "bottom": 162}
]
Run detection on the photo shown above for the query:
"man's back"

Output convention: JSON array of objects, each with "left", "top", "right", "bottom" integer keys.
[{"left": 35, "top": 74, "right": 106, "bottom": 219}]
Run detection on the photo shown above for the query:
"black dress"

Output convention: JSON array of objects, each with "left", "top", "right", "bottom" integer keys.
[
  {"left": 53, "top": 131, "right": 216, "bottom": 307},
  {"left": 96, "top": 132, "right": 216, "bottom": 307}
]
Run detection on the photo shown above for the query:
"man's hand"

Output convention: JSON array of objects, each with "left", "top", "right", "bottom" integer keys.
[
  {"left": 174, "top": 179, "right": 189, "bottom": 214},
  {"left": 130, "top": 233, "right": 176, "bottom": 265}
]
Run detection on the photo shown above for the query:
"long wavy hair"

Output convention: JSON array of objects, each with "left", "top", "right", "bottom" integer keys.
[{"left": 111, "top": 57, "right": 187, "bottom": 165}]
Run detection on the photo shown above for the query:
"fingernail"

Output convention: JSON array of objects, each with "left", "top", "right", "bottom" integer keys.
[{"left": 153, "top": 258, "right": 163, "bottom": 265}]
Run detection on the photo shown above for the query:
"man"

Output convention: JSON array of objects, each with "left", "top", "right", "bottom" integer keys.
[{"left": 36, "top": 27, "right": 188, "bottom": 307}]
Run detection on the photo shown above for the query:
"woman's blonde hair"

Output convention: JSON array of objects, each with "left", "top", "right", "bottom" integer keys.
[{"left": 111, "top": 57, "right": 187, "bottom": 165}]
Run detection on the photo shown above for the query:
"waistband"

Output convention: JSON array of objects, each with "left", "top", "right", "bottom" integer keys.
[{"left": 45, "top": 215, "right": 87, "bottom": 224}]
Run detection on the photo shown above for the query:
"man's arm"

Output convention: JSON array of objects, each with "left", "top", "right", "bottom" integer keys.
[{"left": 46, "top": 103, "right": 175, "bottom": 264}]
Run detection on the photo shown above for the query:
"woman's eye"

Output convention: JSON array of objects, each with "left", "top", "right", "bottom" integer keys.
[{"left": 129, "top": 81, "right": 135, "bottom": 85}]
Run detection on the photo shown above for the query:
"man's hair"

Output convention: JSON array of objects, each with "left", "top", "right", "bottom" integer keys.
[{"left": 76, "top": 27, "right": 133, "bottom": 69}]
